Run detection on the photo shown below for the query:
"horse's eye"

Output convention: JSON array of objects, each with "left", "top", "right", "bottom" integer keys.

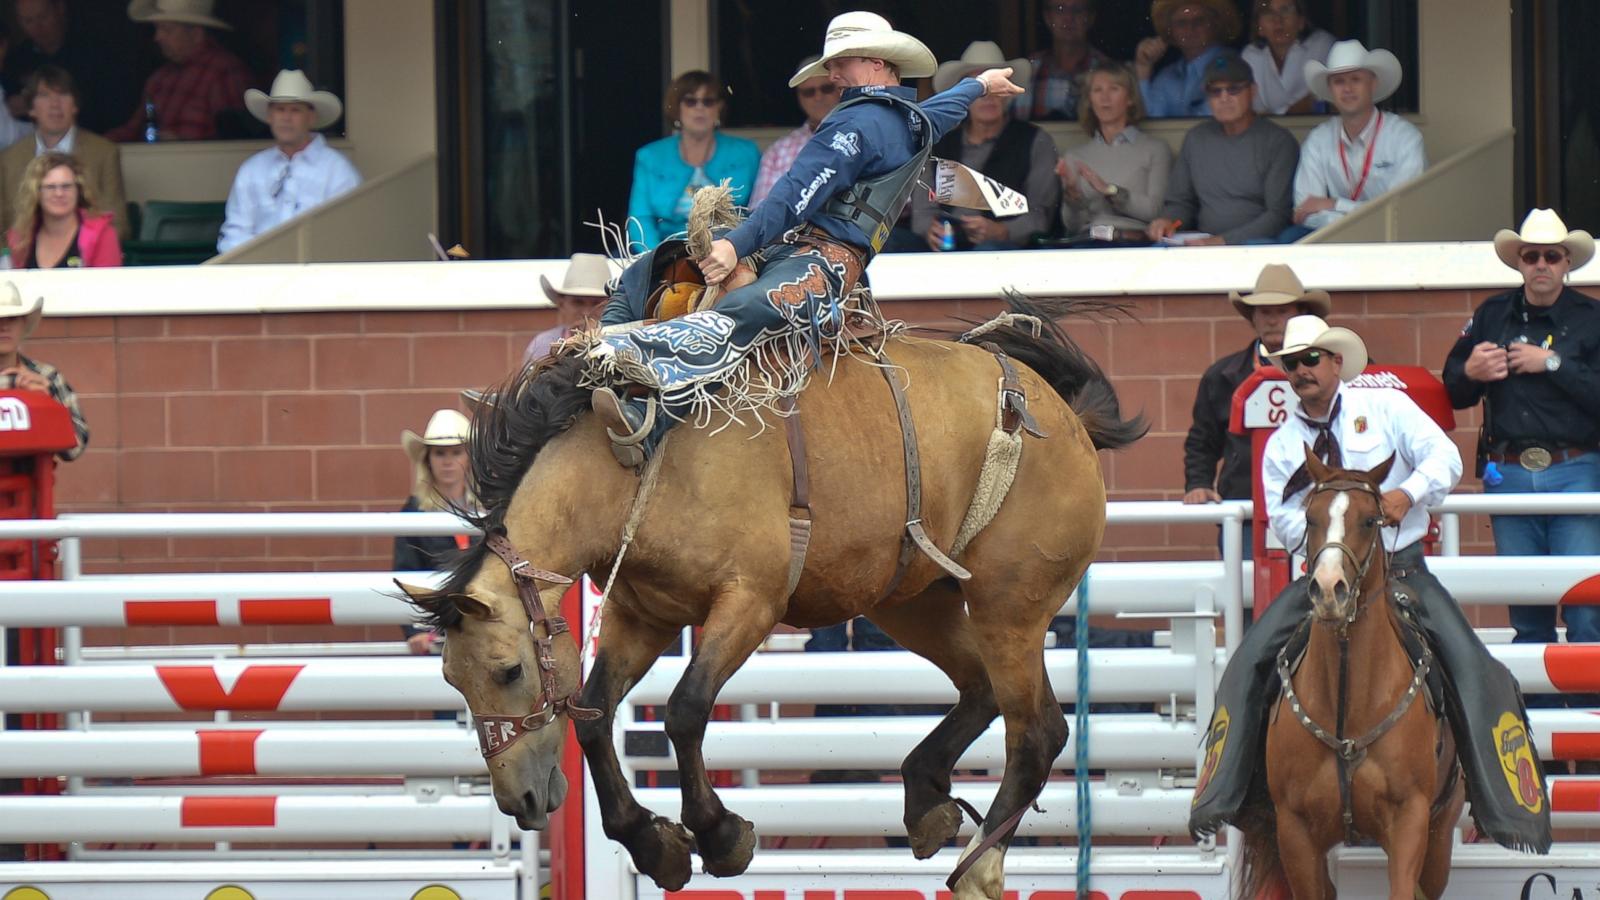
[{"left": 498, "top": 664, "right": 524, "bottom": 685}]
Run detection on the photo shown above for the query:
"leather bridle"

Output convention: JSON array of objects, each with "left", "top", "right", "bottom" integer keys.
[
  {"left": 470, "top": 533, "right": 601, "bottom": 759},
  {"left": 1305, "top": 478, "right": 1386, "bottom": 628}
]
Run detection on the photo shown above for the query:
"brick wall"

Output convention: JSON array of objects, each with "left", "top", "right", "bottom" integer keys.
[{"left": 27, "top": 287, "right": 1496, "bottom": 579}]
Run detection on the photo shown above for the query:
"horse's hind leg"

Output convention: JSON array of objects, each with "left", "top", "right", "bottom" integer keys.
[
  {"left": 574, "top": 596, "right": 693, "bottom": 891},
  {"left": 951, "top": 581, "right": 1070, "bottom": 900},
  {"left": 863, "top": 581, "right": 999, "bottom": 858},
  {"left": 664, "top": 586, "right": 781, "bottom": 878}
]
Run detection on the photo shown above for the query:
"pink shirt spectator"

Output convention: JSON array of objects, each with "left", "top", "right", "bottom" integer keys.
[
  {"left": 8, "top": 210, "right": 121, "bottom": 268},
  {"left": 749, "top": 123, "right": 815, "bottom": 206}
]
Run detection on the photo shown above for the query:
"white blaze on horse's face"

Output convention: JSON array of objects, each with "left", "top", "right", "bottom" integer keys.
[{"left": 1308, "top": 490, "right": 1356, "bottom": 622}]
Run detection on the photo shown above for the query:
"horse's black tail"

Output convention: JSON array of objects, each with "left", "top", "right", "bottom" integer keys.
[
  {"left": 1235, "top": 795, "right": 1288, "bottom": 900},
  {"left": 954, "top": 292, "right": 1147, "bottom": 451}
]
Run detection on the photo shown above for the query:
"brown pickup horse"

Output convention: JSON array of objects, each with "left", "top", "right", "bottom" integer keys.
[
  {"left": 399, "top": 298, "right": 1143, "bottom": 899},
  {"left": 1239, "top": 451, "right": 1464, "bottom": 900}
]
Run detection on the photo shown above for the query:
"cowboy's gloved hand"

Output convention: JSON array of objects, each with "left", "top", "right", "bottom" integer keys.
[
  {"left": 976, "top": 67, "right": 1025, "bottom": 97},
  {"left": 698, "top": 239, "right": 738, "bottom": 285}
]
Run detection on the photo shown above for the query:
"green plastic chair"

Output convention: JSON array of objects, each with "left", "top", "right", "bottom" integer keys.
[{"left": 122, "top": 200, "right": 227, "bottom": 266}]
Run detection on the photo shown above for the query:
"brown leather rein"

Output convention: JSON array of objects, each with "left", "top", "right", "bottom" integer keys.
[{"left": 470, "top": 533, "right": 601, "bottom": 759}]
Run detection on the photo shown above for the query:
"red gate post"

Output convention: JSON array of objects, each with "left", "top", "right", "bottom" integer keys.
[{"left": 1228, "top": 366, "right": 1457, "bottom": 613}]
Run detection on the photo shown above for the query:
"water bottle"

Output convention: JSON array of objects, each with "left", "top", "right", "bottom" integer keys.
[
  {"left": 143, "top": 99, "right": 158, "bottom": 143},
  {"left": 1483, "top": 461, "right": 1503, "bottom": 487},
  {"left": 0, "top": 247, "right": 11, "bottom": 270},
  {"left": 939, "top": 220, "right": 956, "bottom": 252}
]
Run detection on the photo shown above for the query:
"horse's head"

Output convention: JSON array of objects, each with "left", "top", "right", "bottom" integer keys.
[
  {"left": 397, "top": 543, "right": 586, "bottom": 831},
  {"left": 1301, "top": 446, "right": 1394, "bottom": 626}
]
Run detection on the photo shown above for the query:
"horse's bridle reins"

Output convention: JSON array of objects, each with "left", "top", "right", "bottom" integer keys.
[
  {"left": 470, "top": 533, "right": 601, "bottom": 760},
  {"left": 1276, "top": 477, "right": 1433, "bottom": 843}
]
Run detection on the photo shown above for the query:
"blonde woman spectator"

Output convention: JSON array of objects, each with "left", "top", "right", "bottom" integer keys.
[
  {"left": 394, "top": 409, "right": 474, "bottom": 655},
  {"left": 1241, "top": 0, "right": 1335, "bottom": 115},
  {"left": 1058, "top": 62, "right": 1172, "bottom": 241},
  {"left": 5, "top": 150, "right": 119, "bottom": 267}
]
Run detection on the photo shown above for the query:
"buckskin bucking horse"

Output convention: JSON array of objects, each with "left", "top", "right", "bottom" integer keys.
[{"left": 398, "top": 294, "right": 1144, "bottom": 899}]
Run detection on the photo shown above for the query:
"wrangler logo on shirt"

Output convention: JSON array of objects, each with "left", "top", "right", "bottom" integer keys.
[{"left": 793, "top": 167, "right": 837, "bottom": 215}]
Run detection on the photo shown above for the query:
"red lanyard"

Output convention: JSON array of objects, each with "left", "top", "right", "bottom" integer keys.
[{"left": 1337, "top": 112, "right": 1384, "bottom": 201}]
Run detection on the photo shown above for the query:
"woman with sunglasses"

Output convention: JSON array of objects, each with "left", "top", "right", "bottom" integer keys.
[
  {"left": 749, "top": 56, "right": 841, "bottom": 206},
  {"left": 5, "top": 151, "right": 120, "bottom": 268},
  {"left": 626, "top": 70, "right": 760, "bottom": 250}
]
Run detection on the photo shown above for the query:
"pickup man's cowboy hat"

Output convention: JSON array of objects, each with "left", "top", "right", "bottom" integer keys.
[{"left": 1267, "top": 315, "right": 1368, "bottom": 382}]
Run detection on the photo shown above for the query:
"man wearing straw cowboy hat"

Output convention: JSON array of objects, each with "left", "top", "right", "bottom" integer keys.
[
  {"left": 1136, "top": 0, "right": 1241, "bottom": 117},
  {"left": 588, "top": 12, "right": 1024, "bottom": 466},
  {"left": 1444, "top": 209, "right": 1600, "bottom": 725},
  {"left": 1190, "top": 313, "right": 1553, "bottom": 854},
  {"left": 1183, "top": 264, "right": 1329, "bottom": 554},
  {"left": 524, "top": 253, "right": 614, "bottom": 362},
  {"left": 0, "top": 280, "right": 87, "bottom": 460},
  {"left": 217, "top": 70, "right": 361, "bottom": 253},
  {"left": 1287, "top": 39, "right": 1425, "bottom": 239},
  {"left": 106, "top": 0, "right": 254, "bottom": 142}
]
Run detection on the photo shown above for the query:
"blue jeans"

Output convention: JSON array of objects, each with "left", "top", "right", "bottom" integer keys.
[{"left": 1487, "top": 453, "right": 1600, "bottom": 707}]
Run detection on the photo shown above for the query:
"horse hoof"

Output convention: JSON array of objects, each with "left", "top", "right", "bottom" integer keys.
[
  {"left": 908, "top": 800, "right": 963, "bottom": 859},
  {"left": 629, "top": 815, "right": 694, "bottom": 891},
  {"left": 698, "top": 812, "right": 757, "bottom": 878}
]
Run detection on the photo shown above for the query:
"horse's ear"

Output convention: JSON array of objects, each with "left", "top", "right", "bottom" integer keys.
[
  {"left": 1369, "top": 453, "right": 1396, "bottom": 487},
  {"left": 393, "top": 580, "right": 495, "bottom": 621},
  {"left": 1304, "top": 443, "right": 1333, "bottom": 483}
]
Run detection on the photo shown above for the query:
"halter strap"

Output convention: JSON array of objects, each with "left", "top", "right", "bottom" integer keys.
[{"left": 471, "top": 533, "right": 600, "bottom": 760}]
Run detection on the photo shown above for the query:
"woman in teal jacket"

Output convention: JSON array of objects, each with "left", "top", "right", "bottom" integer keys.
[{"left": 627, "top": 70, "right": 760, "bottom": 250}]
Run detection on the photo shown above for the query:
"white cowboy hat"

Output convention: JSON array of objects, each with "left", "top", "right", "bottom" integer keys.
[
  {"left": 1493, "top": 208, "right": 1595, "bottom": 271},
  {"left": 932, "top": 41, "right": 1032, "bottom": 95},
  {"left": 788, "top": 12, "right": 936, "bottom": 87},
  {"left": 245, "top": 70, "right": 344, "bottom": 130},
  {"left": 0, "top": 281, "right": 43, "bottom": 339},
  {"left": 401, "top": 409, "right": 471, "bottom": 466},
  {"left": 1267, "top": 315, "right": 1368, "bottom": 382},
  {"left": 1304, "top": 40, "right": 1402, "bottom": 104},
  {"left": 540, "top": 253, "right": 613, "bottom": 304},
  {"left": 127, "top": 0, "right": 231, "bottom": 31},
  {"left": 1229, "top": 263, "right": 1331, "bottom": 320}
]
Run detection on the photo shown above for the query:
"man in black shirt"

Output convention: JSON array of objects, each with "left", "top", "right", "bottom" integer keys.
[
  {"left": 1444, "top": 208, "right": 1600, "bottom": 719},
  {"left": 1183, "top": 263, "right": 1327, "bottom": 555}
]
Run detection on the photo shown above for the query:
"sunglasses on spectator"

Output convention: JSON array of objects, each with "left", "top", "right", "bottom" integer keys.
[
  {"left": 798, "top": 83, "right": 839, "bottom": 99},
  {"left": 1280, "top": 350, "right": 1325, "bottom": 372},
  {"left": 680, "top": 95, "right": 723, "bottom": 108},
  {"left": 1520, "top": 248, "right": 1567, "bottom": 266},
  {"left": 1206, "top": 82, "right": 1250, "bottom": 97}
]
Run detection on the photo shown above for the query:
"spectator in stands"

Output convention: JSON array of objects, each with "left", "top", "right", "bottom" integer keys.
[
  {"left": 524, "top": 253, "right": 613, "bottom": 361},
  {"left": 395, "top": 408, "right": 475, "bottom": 655},
  {"left": 2, "top": 0, "right": 136, "bottom": 134},
  {"left": 6, "top": 151, "right": 120, "bottom": 267},
  {"left": 1240, "top": 0, "right": 1334, "bottom": 115},
  {"left": 750, "top": 56, "right": 839, "bottom": 206},
  {"left": 1014, "top": 0, "right": 1113, "bottom": 122},
  {"left": 105, "top": 0, "right": 254, "bottom": 143},
  {"left": 0, "top": 281, "right": 87, "bottom": 459},
  {"left": 910, "top": 42, "right": 1060, "bottom": 251},
  {"left": 1136, "top": 0, "right": 1241, "bottom": 118},
  {"left": 1184, "top": 263, "right": 1329, "bottom": 556},
  {"left": 1146, "top": 53, "right": 1297, "bottom": 245},
  {"left": 1284, "top": 40, "right": 1424, "bottom": 241},
  {"left": 1058, "top": 61, "right": 1171, "bottom": 243},
  {"left": 217, "top": 70, "right": 360, "bottom": 254},
  {"left": 0, "top": 66, "right": 127, "bottom": 240},
  {"left": 1443, "top": 209, "right": 1600, "bottom": 725},
  {"left": 627, "top": 70, "right": 760, "bottom": 250},
  {"left": 0, "top": 23, "right": 35, "bottom": 150}
]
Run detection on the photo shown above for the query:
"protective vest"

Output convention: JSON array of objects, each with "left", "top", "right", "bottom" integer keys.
[{"left": 820, "top": 90, "right": 935, "bottom": 254}]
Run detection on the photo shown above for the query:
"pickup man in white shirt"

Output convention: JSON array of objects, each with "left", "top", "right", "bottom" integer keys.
[
  {"left": 1285, "top": 40, "right": 1425, "bottom": 240},
  {"left": 217, "top": 69, "right": 361, "bottom": 253},
  {"left": 1190, "top": 316, "right": 1551, "bottom": 854}
]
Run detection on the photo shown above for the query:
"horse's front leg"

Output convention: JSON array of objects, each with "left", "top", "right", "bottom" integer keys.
[
  {"left": 665, "top": 586, "right": 781, "bottom": 878},
  {"left": 573, "top": 595, "right": 691, "bottom": 891}
]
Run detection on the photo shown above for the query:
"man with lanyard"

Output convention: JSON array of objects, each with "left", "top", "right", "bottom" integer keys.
[
  {"left": 1444, "top": 209, "right": 1600, "bottom": 726},
  {"left": 589, "top": 12, "right": 1023, "bottom": 467},
  {"left": 1189, "top": 315, "right": 1551, "bottom": 853},
  {"left": 1286, "top": 40, "right": 1425, "bottom": 241},
  {"left": 1183, "top": 263, "right": 1328, "bottom": 557}
]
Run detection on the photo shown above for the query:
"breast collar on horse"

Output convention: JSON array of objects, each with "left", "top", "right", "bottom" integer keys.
[
  {"left": 1275, "top": 477, "right": 1434, "bottom": 844},
  {"left": 470, "top": 533, "right": 602, "bottom": 760}
]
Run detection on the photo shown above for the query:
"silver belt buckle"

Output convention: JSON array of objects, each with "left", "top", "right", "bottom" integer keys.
[{"left": 1519, "top": 446, "right": 1553, "bottom": 472}]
